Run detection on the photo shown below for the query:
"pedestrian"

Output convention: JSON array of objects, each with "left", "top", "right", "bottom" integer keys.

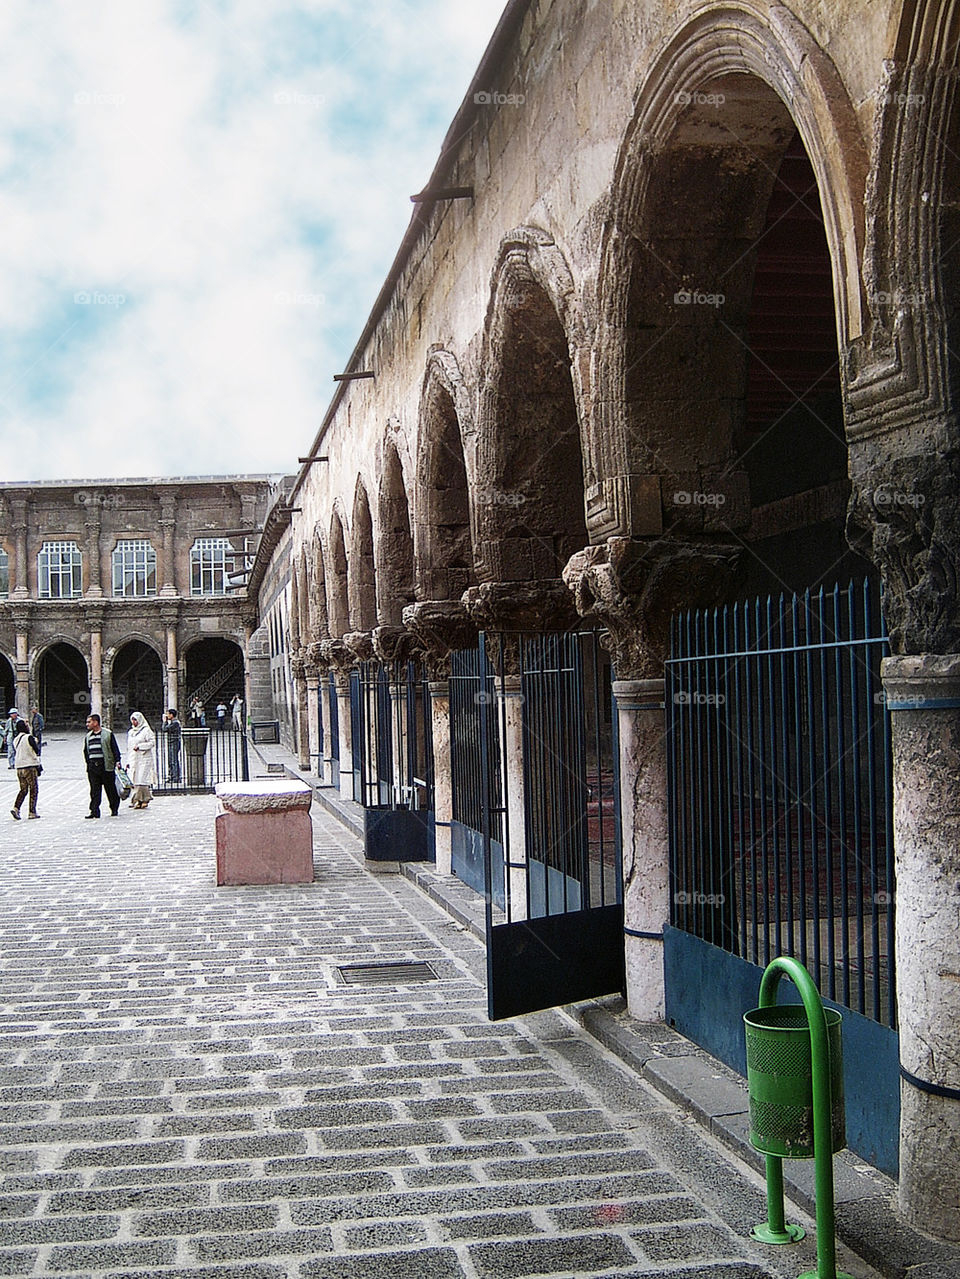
[
  {"left": 230, "top": 693, "right": 244, "bottom": 731},
  {"left": 127, "top": 711, "right": 158, "bottom": 809},
  {"left": 191, "top": 697, "right": 206, "bottom": 727},
  {"left": 30, "top": 705, "right": 44, "bottom": 755},
  {"left": 1, "top": 709, "right": 21, "bottom": 770},
  {"left": 82, "top": 713, "right": 122, "bottom": 818},
  {"left": 216, "top": 700, "right": 227, "bottom": 730},
  {"left": 10, "top": 720, "right": 41, "bottom": 820},
  {"left": 161, "top": 708, "right": 182, "bottom": 784}
]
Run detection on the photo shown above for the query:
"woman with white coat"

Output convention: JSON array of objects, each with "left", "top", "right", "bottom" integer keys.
[{"left": 127, "top": 711, "right": 158, "bottom": 809}]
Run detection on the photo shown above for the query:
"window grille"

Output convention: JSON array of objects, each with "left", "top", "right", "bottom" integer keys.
[
  {"left": 38, "top": 541, "right": 82, "bottom": 599},
  {"left": 112, "top": 540, "right": 157, "bottom": 597},
  {"left": 190, "top": 538, "right": 234, "bottom": 596},
  {"left": 0, "top": 550, "right": 8, "bottom": 599}
]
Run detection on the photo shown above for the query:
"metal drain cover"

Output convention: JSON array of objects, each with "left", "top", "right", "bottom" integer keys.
[{"left": 336, "top": 961, "right": 439, "bottom": 985}]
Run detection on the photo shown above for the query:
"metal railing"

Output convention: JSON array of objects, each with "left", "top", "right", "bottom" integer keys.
[
  {"left": 351, "top": 660, "right": 433, "bottom": 812},
  {"left": 666, "top": 580, "right": 895, "bottom": 1026},
  {"left": 156, "top": 725, "right": 249, "bottom": 793}
]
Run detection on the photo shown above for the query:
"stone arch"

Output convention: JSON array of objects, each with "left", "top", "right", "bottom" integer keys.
[
  {"left": 349, "top": 479, "right": 377, "bottom": 633},
  {"left": 475, "top": 227, "right": 590, "bottom": 587},
  {"left": 310, "top": 524, "right": 329, "bottom": 642},
  {"left": 591, "top": 5, "right": 868, "bottom": 544},
  {"left": 295, "top": 548, "right": 311, "bottom": 647},
  {"left": 108, "top": 637, "right": 164, "bottom": 724},
  {"left": 414, "top": 348, "right": 477, "bottom": 604},
  {"left": 33, "top": 639, "right": 90, "bottom": 726},
  {"left": 327, "top": 508, "right": 350, "bottom": 640},
  {"left": 377, "top": 438, "right": 415, "bottom": 626}
]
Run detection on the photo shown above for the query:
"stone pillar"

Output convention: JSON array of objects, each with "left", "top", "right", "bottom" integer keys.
[
  {"left": 882, "top": 654, "right": 960, "bottom": 1240},
  {"left": 12, "top": 614, "right": 30, "bottom": 713},
  {"left": 304, "top": 662, "right": 321, "bottom": 775},
  {"left": 11, "top": 499, "right": 28, "bottom": 599},
  {"left": 158, "top": 491, "right": 178, "bottom": 597},
  {"left": 291, "top": 655, "right": 310, "bottom": 770},
  {"left": 87, "top": 609, "right": 104, "bottom": 718},
  {"left": 84, "top": 504, "right": 103, "bottom": 598},
  {"left": 161, "top": 608, "right": 179, "bottom": 712},
  {"left": 335, "top": 671, "right": 355, "bottom": 802},
  {"left": 428, "top": 680, "right": 454, "bottom": 875},
  {"left": 614, "top": 678, "right": 669, "bottom": 1021},
  {"left": 498, "top": 674, "right": 529, "bottom": 921},
  {"left": 317, "top": 668, "right": 334, "bottom": 784}
]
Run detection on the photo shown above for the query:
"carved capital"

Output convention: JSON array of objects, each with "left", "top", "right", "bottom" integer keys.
[
  {"left": 402, "top": 600, "right": 477, "bottom": 677},
  {"left": 372, "top": 624, "right": 418, "bottom": 666},
  {"left": 305, "top": 641, "right": 327, "bottom": 669},
  {"left": 461, "top": 579, "right": 576, "bottom": 633},
  {"left": 343, "top": 631, "right": 374, "bottom": 663},
  {"left": 318, "top": 638, "right": 354, "bottom": 671},
  {"left": 563, "top": 536, "right": 740, "bottom": 678},
  {"left": 84, "top": 606, "right": 106, "bottom": 631},
  {"left": 290, "top": 654, "right": 306, "bottom": 679},
  {"left": 847, "top": 453, "right": 960, "bottom": 654}
]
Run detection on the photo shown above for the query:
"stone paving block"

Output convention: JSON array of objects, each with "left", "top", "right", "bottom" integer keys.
[
  {"left": 46, "top": 1239, "right": 178, "bottom": 1271},
  {"left": 403, "top": 1165, "right": 480, "bottom": 1188},
  {"left": 0, "top": 1194, "right": 40, "bottom": 1219},
  {"left": 190, "top": 1227, "right": 336, "bottom": 1262},
  {"left": 220, "top": 1170, "right": 397, "bottom": 1201},
  {"left": 468, "top": 1230, "right": 637, "bottom": 1277},
  {"left": 92, "top": 1160, "right": 254, "bottom": 1187},
  {"left": 342, "top": 1220, "right": 431, "bottom": 1249},
  {"left": 438, "top": 1212, "right": 540, "bottom": 1241},
  {"left": 274, "top": 1101, "right": 397, "bottom": 1128},
  {"left": 62, "top": 1140, "right": 186, "bottom": 1168},
  {"left": 0, "top": 1212, "right": 120, "bottom": 1245},
  {"left": 300, "top": 1249, "right": 464, "bottom": 1279},
  {"left": 0, "top": 1250, "right": 36, "bottom": 1274},
  {"left": 195, "top": 1133, "right": 308, "bottom": 1160},
  {"left": 49, "top": 1184, "right": 212, "bottom": 1213},
  {"left": 634, "top": 1222, "right": 748, "bottom": 1263}
]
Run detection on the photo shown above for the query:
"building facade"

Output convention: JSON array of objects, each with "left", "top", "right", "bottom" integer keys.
[
  {"left": 0, "top": 477, "right": 277, "bottom": 730},
  {"left": 250, "top": 0, "right": 958, "bottom": 1239}
]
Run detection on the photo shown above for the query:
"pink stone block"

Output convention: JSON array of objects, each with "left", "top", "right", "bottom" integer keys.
[{"left": 214, "top": 782, "right": 314, "bottom": 885}]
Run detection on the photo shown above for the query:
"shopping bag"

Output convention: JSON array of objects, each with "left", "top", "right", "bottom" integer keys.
[{"left": 114, "top": 764, "right": 133, "bottom": 799}]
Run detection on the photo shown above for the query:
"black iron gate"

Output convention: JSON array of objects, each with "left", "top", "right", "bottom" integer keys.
[
  {"left": 469, "top": 630, "right": 623, "bottom": 1020},
  {"left": 157, "top": 725, "right": 249, "bottom": 792},
  {"left": 664, "top": 579, "right": 898, "bottom": 1172}
]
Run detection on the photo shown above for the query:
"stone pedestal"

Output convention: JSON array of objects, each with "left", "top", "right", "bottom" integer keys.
[
  {"left": 215, "top": 781, "right": 314, "bottom": 885},
  {"left": 882, "top": 654, "right": 960, "bottom": 1240},
  {"left": 498, "top": 675, "right": 528, "bottom": 921},
  {"left": 614, "top": 678, "right": 669, "bottom": 1021}
]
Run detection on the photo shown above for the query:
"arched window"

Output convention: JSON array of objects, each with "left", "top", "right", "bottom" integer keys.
[
  {"left": 190, "top": 537, "right": 235, "bottom": 596},
  {"left": 38, "top": 541, "right": 82, "bottom": 599},
  {"left": 112, "top": 540, "right": 157, "bottom": 597},
  {"left": 0, "top": 549, "right": 8, "bottom": 599}
]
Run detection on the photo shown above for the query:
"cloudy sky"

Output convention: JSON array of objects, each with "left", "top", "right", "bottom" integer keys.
[{"left": 0, "top": 0, "right": 505, "bottom": 482}]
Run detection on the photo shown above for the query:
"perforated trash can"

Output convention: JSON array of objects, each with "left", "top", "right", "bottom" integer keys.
[{"left": 744, "top": 1003, "right": 845, "bottom": 1159}]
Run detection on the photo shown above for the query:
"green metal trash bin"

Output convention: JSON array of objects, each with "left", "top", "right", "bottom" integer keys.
[{"left": 744, "top": 1003, "right": 845, "bottom": 1159}]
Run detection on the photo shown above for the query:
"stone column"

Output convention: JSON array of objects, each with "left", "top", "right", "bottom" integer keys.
[
  {"left": 84, "top": 504, "right": 103, "bottom": 598},
  {"left": 428, "top": 680, "right": 454, "bottom": 875},
  {"left": 882, "top": 654, "right": 960, "bottom": 1240},
  {"left": 158, "top": 492, "right": 178, "bottom": 597},
  {"left": 290, "top": 655, "right": 310, "bottom": 770},
  {"left": 11, "top": 499, "right": 29, "bottom": 599},
  {"left": 614, "top": 677, "right": 670, "bottom": 1020},
  {"left": 304, "top": 662, "right": 321, "bottom": 775},
  {"left": 86, "top": 608, "right": 104, "bottom": 718},
  {"left": 11, "top": 608, "right": 31, "bottom": 712},
  {"left": 498, "top": 674, "right": 529, "bottom": 921},
  {"left": 162, "top": 609, "right": 179, "bottom": 712},
  {"left": 335, "top": 671, "right": 355, "bottom": 803}
]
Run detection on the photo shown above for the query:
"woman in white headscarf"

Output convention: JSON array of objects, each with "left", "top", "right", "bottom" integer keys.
[{"left": 127, "top": 711, "right": 158, "bottom": 809}]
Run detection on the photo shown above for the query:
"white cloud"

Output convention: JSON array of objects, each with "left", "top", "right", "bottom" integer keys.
[{"left": 0, "top": 0, "right": 505, "bottom": 481}]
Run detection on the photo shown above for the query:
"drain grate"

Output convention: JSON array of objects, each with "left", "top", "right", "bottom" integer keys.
[{"left": 336, "top": 960, "right": 439, "bottom": 986}]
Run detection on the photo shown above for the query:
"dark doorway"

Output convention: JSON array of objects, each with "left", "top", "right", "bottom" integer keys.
[
  {"left": 38, "top": 643, "right": 89, "bottom": 727},
  {"left": 0, "top": 654, "right": 14, "bottom": 714},
  {"left": 112, "top": 641, "right": 164, "bottom": 726},
  {"left": 184, "top": 638, "right": 244, "bottom": 726}
]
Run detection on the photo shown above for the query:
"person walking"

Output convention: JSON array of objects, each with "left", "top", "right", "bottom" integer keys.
[
  {"left": 83, "top": 713, "right": 122, "bottom": 818},
  {"left": 216, "top": 700, "right": 227, "bottom": 730},
  {"left": 161, "top": 708, "right": 182, "bottom": 784},
  {"left": 2, "top": 709, "right": 21, "bottom": 770},
  {"left": 127, "top": 711, "right": 158, "bottom": 809},
  {"left": 30, "top": 706, "right": 44, "bottom": 755},
  {"left": 10, "top": 721, "right": 41, "bottom": 820},
  {"left": 230, "top": 693, "right": 244, "bottom": 732}
]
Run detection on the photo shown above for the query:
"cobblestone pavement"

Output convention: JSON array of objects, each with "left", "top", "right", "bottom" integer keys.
[{"left": 0, "top": 733, "right": 874, "bottom": 1278}]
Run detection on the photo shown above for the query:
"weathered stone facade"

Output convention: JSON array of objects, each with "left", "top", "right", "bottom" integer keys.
[
  {"left": 245, "top": 0, "right": 959, "bottom": 1238},
  {"left": 0, "top": 477, "right": 275, "bottom": 729}
]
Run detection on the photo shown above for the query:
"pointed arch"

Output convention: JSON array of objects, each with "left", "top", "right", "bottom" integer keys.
[
  {"left": 378, "top": 438, "right": 415, "bottom": 625},
  {"left": 349, "top": 479, "right": 377, "bottom": 632},
  {"left": 327, "top": 508, "right": 350, "bottom": 640}
]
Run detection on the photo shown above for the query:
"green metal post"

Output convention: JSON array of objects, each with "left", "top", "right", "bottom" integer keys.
[
  {"left": 757, "top": 956, "right": 852, "bottom": 1279},
  {"left": 752, "top": 1152, "right": 805, "bottom": 1244}
]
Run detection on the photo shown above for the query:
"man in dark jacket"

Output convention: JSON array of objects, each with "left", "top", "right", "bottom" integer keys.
[{"left": 82, "top": 713, "right": 122, "bottom": 818}]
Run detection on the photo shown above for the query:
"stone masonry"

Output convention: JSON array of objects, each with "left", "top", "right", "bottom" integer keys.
[{"left": 0, "top": 733, "right": 874, "bottom": 1279}]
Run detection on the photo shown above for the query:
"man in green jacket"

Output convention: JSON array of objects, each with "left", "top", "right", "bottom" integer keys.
[{"left": 82, "top": 713, "right": 122, "bottom": 818}]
